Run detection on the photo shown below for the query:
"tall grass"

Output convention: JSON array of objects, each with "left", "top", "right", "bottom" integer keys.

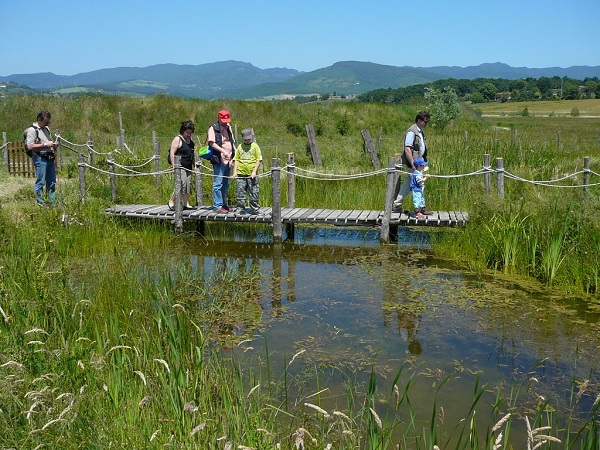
[{"left": 1, "top": 95, "right": 599, "bottom": 292}]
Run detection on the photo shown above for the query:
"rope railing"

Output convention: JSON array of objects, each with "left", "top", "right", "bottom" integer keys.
[{"left": 76, "top": 156, "right": 597, "bottom": 188}]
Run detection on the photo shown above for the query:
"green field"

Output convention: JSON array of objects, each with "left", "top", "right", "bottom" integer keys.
[{"left": 475, "top": 98, "right": 600, "bottom": 116}]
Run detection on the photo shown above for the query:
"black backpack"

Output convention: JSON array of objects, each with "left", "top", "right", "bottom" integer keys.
[{"left": 23, "top": 126, "right": 40, "bottom": 157}]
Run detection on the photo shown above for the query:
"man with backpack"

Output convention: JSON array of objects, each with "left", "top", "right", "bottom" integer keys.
[
  {"left": 25, "top": 111, "right": 59, "bottom": 206},
  {"left": 207, "top": 110, "right": 235, "bottom": 213}
]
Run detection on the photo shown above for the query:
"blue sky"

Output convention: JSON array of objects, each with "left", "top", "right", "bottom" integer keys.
[{"left": 2, "top": 0, "right": 599, "bottom": 76}]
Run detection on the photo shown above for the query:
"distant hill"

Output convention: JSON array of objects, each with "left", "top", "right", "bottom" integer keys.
[{"left": 1, "top": 61, "right": 599, "bottom": 100}]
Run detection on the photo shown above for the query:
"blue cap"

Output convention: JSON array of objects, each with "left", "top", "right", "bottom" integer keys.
[{"left": 413, "top": 157, "right": 428, "bottom": 167}]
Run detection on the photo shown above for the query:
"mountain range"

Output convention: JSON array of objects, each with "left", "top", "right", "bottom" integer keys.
[{"left": 2, "top": 61, "right": 599, "bottom": 100}]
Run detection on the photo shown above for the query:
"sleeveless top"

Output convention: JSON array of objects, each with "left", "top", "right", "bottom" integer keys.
[{"left": 175, "top": 136, "right": 195, "bottom": 170}]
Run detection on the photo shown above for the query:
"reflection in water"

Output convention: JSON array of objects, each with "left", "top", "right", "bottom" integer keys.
[{"left": 176, "top": 225, "right": 599, "bottom": 436}]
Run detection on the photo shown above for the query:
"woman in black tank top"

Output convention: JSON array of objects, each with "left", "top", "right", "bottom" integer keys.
[{"left": 167, "top": 121, "right": 196, "bottom": 210}]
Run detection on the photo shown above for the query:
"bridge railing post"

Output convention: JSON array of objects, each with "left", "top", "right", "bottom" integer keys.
[
  {"left": 496, "top": 157, "right": 504, "bottom": 199},
  {"left": 285, "top": 152, "right": 296, "bottom": 239},
  {"left": 173, "top": 155, "right": 183, "bottom": 231},
  {"left": 271, "top": 158, "right": 282, "bottom": 242},
  {"left": 381, "top": 156, "right": 398, "bottom": 243},
  {"left": 286, "top": 152, "right": 295, "bottom": 208},
  {"left": 153, "top": 131, "right": 160, "bottom": 189}
]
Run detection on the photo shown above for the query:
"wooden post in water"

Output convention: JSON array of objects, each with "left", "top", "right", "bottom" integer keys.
[
  {"left": 173, "top": 155, "right": 183, "bottom": 232},
  {"left": 305, "top": 124, "right": 322, "bottom": 166},
  {"left": 78, "top": 152, "right": 86, "bottom": 204},
  {"left": 360, "top": 129, "right": 381, "bottom": 169},
  {"left": 108, "top": 152, "right": 117, "bottom": 203},
  {"left": 381, "top": 157, "right": 398, "bottom": 243},
  {"left": 271, "top": 158, "right": 282, "bottom": 242},
  {"left": 583, "top": 156, "right": 590, "bottom": 194},
  {"left": 286, "top": 152, "right": 296, "bottom": 239},
  {"left": 496, "top": 157, "right": 504, "bottom": 199},
  {"left": 87, "top": 132, "right": 94, "bottom": 166},
  {"left": 484, "top": 153, "right": 491, "bottom": 195},
  {"left": 153, "top": 131, "right": 160, "bottom": 188}
]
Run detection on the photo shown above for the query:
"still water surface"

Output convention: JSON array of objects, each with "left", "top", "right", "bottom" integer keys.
[{"left": 182, "top": 225, "right": 599, "bottom": 442}]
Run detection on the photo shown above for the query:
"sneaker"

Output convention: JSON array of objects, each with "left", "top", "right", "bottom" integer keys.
[
  {"left": 421, "top": 208, "right": 434, "bottom": 216},
  {"left": 249, "top": 209, "right": 260, "bottom": 215},
  {"left": 235, "top": 208, "right": 248, "bottom": 215},
  {"left": 392, "top": 203, "right": 403, "bottom": 213},
  {"left": 215, "top": 207, "right": 229, "bottom": 214},
  {"left": 223, "top": 205, "right": 230, "bottom": 211},
  {"left": 415, "top": 212, "right": 426, "bottom": 219}
]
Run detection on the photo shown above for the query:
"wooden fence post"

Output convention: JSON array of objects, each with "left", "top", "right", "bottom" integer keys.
[
  {"left": 360, "top": 129, "right": 381, "bottom": 169},
  {"left": 118, "top": 112, "right": 125, "bottom": 154},
  {"left": 464, "top": 130, "right": 468, "bottom": 149},
  {"left": 153, "top": 131, "right": 160, "bottom": 188},
  {"left": 583, "top": 156, "right": 590, "bottom": 194},
  {"left": 195, "top": 161, "right": 203, "bottom": 207},
  {"left": 496, "top": 157, "right": 504, "bottom": 199},
  {"left": 380, "top": 157, "right": 398, "bottom": 243},
  {"left": 286, "top": 152, "right": 296, "bottom": 208},
  {"left": 2, "top": 132, "right": 7, "bottom": 173},
  {"left": 108, "top": 152, "right": 117, "bottom": 202},
  {"left": 305, "top": 124, "right": 322, "bottom": 166},
  {"left": 87, "top": 132, "right": 94, "bottom": 166},
  {"left": 173, "top": 155, "right": 183, "bottom": 232},
  {"left": 557, "top": 131, "right": 562, "bottom": 149},
  {"left": 285, "top": 152, "right": 296, "bottom": 240},
  {"left": 54, "top": 128, "right": 61, "bottom": 171},
  {"left": 78, "top": 152, "right": 86, "bottom": 204},
  {"left": 271, "top": 158, "right": 282, "bottom": 242},
  {"left": 484, "top": 153, "right": 491, "bottom": 195}
]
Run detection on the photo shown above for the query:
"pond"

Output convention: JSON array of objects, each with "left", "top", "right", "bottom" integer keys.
[{"left": 181, "top": 225, "right": 599, "bottom": 445}]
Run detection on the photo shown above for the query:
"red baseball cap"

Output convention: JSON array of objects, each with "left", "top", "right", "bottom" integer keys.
[{"left": 218, "top": 110, "right": 231, "bottom": 123}]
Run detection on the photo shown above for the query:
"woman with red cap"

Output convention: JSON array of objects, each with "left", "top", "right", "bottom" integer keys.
[{"left": 207, "top": 110, "right": 235, "bottom": 213}]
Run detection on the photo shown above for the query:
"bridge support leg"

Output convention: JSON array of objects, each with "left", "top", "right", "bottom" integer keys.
[
  {"left": 285, "top": 223, "right": 295, "bottom": 241},
  {"left": 195, "top": 220, "right": 205, "bottom": 236},
  {"left": 389, "top": 224, "right": 398, "bottom": 243}
]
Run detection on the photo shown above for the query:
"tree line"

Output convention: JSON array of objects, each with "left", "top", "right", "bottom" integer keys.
[{"left": 357, "top": 76, "right": 600, "bottom": 104}]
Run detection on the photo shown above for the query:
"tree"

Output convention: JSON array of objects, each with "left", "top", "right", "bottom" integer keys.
[
  {"left": 479, "top": 82, "right": 498, "bottom": 101},
  {"left": 562, "top": 81, "right": 580, "bottom": 100},
  {"left": 424, "top": 86, "right": 460, "bottom": 129}
]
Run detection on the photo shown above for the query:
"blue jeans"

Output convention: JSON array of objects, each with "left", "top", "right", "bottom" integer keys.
[
  {"left": 212, "top": 162, "right": 230, "bottom": 208},
  {"left": 33, "top": 154, "right": 56, "bottom": 204}
]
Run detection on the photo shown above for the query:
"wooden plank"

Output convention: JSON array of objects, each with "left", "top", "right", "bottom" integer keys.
[
  {"left": 344, "top": 210, "right": 363, "bottom": 224},
  {"left": 287, "top": 208, "right": 313, "bottom": 223},
  {"left": 333, "top": 210, "right": 354, "bottom": 224},
  {"left": 307, "top": 208, "right": 326, "bottom": 221}
]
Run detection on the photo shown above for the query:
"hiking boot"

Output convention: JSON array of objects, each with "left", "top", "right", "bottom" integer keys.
[
  {"left": 420, "top": 208, "right": 434, "bottom": 216},
  {"left": 392, "top": 203, "right": 403, "bottom": 213}
]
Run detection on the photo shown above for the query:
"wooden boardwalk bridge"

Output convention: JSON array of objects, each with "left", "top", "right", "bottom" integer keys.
[{"left": 105, "top": 204, "right": 469, "bottom": 241}]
